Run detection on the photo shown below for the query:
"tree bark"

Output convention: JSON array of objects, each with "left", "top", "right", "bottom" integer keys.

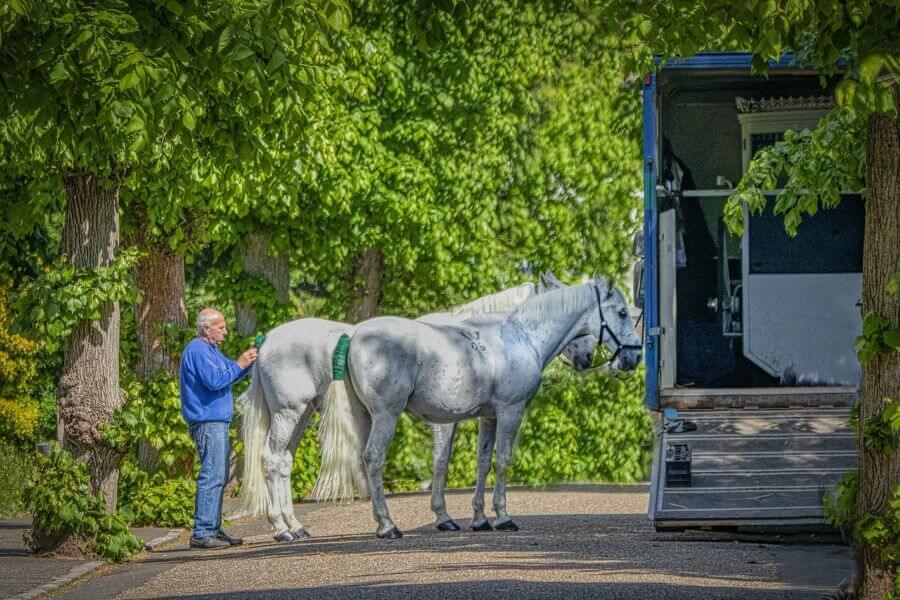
[
  {"left": 344, "top": 247, "right": 384, "bottom": 323},
  {"left": 234, "top": 231, "right": 290, "bottom": 336},
  {"left": 131, "top": 216, "right": 188, "bottom": 471},
  {"left": 134, "top": 234, "right": 187, "bottom": 379},
  {"left": 855, "top": 83, "right": 900, "bottom": 600},
  {"left": 56, "top": 171, "right": 123, "bottom": 514}
]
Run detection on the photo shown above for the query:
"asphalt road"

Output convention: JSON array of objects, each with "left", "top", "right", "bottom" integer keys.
[{"left": 52, "top": 486, "right": 854, "bottom": 600}]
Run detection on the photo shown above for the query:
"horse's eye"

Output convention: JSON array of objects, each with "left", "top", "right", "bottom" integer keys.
[{"left": 619, "top": 309, "right": 628, "bottom": 318}]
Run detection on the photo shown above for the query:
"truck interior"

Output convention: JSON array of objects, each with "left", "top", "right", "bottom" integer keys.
[{"left": 646, "top": 57, "right": 862, "bottom": 531}]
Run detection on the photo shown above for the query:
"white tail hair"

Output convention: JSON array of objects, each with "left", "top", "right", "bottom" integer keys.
[
  {"left": 238, "top": 362, "right": 270, "bottom": 517},
  {"left": 313, "top": 376, "right": 370, "bottom": 502}
]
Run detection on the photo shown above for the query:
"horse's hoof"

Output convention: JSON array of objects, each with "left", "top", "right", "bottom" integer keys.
[
  {"left": 290, "top": 528, "right": 311, "bottom": 540},
  {"left": 274, "top": 530, "right": 295, "bottom": 543},
  {"left": 436, "top": 520, "right": 460, "bottom": 532},
  {"left": 494, "top": 519, "right": 520, "bottom": 532},
  {"left": 377, "top": 526, "right": 403, "bottom": 539},
  {"left": 470, "top": 520, "right": 493, "bottom": 532}
]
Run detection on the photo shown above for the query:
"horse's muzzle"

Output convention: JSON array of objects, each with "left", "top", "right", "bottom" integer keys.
[{"left": 616, "top": 350, "right": 642, "bottom": 372}]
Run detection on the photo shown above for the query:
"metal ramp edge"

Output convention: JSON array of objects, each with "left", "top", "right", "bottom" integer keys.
[{"left": 649, "top": 406, "right": 858, "bottom": 529}]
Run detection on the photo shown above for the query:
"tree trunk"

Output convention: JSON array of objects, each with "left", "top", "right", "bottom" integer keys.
[
  {"left": 134, "top": 236, "right": 187, "bottom": 379},
  {"left": 131, "top": 216, "right": 188, "bottom": 471},
  {"left": 855, "top": 84, "right": 900, "bottom": 600},
  {"left": 345, "top": 247, "right": 384, "bottom": 323},
  {"left": 234, "top": 231, "right": 290, "bottom": 336},
  {"left": 56, "top": 171, "right": 123, "bottom": 514}
]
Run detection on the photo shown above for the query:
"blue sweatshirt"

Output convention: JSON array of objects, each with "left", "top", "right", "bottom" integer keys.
[{"left": 179, "top": 338, "right": 250, "bottom": 424}]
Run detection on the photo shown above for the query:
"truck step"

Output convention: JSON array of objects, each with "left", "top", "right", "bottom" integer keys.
[{"left": 651, "top": 407, "right": 858, "bottom": 526}]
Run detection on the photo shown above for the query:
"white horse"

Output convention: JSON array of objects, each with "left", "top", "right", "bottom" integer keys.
[
  {"left": 238, "top": 273, "right": 592, "bottom": 541},
  {"left": 316, "top": 276, "right": 642, "bottom": 538}
]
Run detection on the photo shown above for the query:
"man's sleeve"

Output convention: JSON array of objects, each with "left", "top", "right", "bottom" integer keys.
[{"left": 190, "top": 347, "right": 244, "bottom": 392}]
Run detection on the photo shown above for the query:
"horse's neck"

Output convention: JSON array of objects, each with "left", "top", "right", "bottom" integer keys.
[{"left": 509, "top": 285, "right": 594, "bottom": 368}]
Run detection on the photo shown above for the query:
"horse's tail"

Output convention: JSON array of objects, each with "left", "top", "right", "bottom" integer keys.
[
  {"left": 313, "top": 335, "right": 370, "bottom": 502},
  {"left": 238, "top": 361, "right": 271, "bottom": 517}
]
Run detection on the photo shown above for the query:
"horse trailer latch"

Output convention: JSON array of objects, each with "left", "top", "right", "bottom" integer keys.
[{"left": 649, "top": 326, "right": 665, "bottom": 336}]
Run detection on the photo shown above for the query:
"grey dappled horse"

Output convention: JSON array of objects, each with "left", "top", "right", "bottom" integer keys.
[
  {"left": 317, "top": 276, "right": 642, "bottom": 538},
  {"left": 238, "top": 273, "right": 594, "bottom": 541}
]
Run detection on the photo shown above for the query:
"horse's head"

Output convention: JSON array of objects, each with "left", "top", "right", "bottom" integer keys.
[
  {"left": 537, "top": 270, "right": 597, "bottom": 371},
  {"left": 591, "top": 274, "right": 642, "bottom": 372}
]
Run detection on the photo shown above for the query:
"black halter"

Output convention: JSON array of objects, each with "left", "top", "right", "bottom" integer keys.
[{"left": 592, "top": 283, "right": 643, "bottom": 368}]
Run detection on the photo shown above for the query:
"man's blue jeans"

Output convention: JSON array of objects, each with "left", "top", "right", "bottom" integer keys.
[{"left": 188, "top": 421, "right": 230, "bottom": 539}]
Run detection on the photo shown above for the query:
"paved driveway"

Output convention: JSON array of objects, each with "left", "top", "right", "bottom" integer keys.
[{"left": 55, "top": 486, "right": 854, "bottom": 600}]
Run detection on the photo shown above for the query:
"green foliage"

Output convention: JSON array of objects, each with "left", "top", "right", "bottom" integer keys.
[
  {"left": 107, "top": 372, "right": 194, "bottom": 474},
  {"left": 863, "top": 398, "right": 900, "bottom": 453},
  {"left": 0, "top": 286, "right": 44, "bottom": 443},
  {"left": 290, "top": 414, "right": 323, "bottom": 499},
  {"left": 0, "top": 0, "right": 347, "bottom": 173},
  {"left": 218, "top": 0, "right": 642, "bottom": 320},
  {"left": 825, "top": 395, "right": 900, "bottom": 592},
  {"left": 824, "top": 470, "right": 859, "bottom": 528},
  {"left": 289, "top": 364, "right": 650, "bottom": 496},
  {"left": 854, "top": 484, "right": 900, "bottom": 581},
  {"left": 108, "top": 371, "right": 196, "bottom": 527},
  {"left": 24, "top": 443, "right": 143, "bottom": 562},
  {"left": 605, "top": 0, "right": 899, "bottom": 118},
  {"left": 0, "top": 442, "right": 35, "bottom": 519},
  {"left": 205, "top": 271, "right": 294, "bottom": 336},
  {"left": 724, "top": 107, "right": 865, "bottom": 237},
  {"left": 855, "top": 312, "right": 900, "bottom": 367},
  {"left": 11, "top": 249, "right": 142, "bottom": 353},
  {"left": 118, "top": 460, "right": 194, "bottom": 528}
]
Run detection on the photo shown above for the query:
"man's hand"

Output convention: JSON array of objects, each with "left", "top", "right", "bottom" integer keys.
[{"left": 236, "top": 347, "right": 259, "bottom": 370}]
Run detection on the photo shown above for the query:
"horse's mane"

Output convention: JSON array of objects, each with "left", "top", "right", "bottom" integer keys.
[
  {"left": 511, "top": 283, "right": 594, "bottom": 325},
  {"left": 418, "top": 283, "right": 536, "bottom": 323},
  {"left": 444, "top": 282, "right": 536, "bottom": 318},
  {"left": 511, "top": 278, "right": 628, "bottom": 326}
]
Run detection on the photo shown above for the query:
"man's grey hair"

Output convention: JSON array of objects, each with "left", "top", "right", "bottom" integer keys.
[{"left": 196, "top": 311, "right": 221, "bottom": 336}]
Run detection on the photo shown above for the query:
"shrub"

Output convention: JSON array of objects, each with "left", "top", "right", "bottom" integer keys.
[
  {"left": 118, "top": 460, "right": 195, "bottom": 528},
  {"left": 109, "top": 371, "right": 196, "bottom": 527},
  {"left": 289, "top": 363, "right": 650, "bottom": 496},
  {"left": 0, "top": 442, "right": 35, "bottom": 519},
  {"left": 24, "top": 443, "right": 143, "bottom": 562},
  {"left": 0, "top": 289, "right": 44, "bottom": 444}
]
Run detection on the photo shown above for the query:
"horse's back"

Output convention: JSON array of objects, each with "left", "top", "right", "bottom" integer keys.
[
  {"left": 348, "top": 316, "right": 502, "bottom": 420},
  {"left": 259, "top": 318, "right": 354, "bottom": 407},
  {"left": 346, "top": 317, "right": 420, "bottom": 394}
]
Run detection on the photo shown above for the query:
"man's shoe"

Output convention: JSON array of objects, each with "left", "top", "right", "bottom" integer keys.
[
  {"left": 216, "top": 531, "right": 243, "bottom": 546},
  {"left": 189, "top": 535, "right": 230, "bottom": 550}
]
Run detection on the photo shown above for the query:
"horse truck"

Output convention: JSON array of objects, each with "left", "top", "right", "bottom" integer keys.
[{"left": 637, "top": 53, "right": 861, "bottom": 531}]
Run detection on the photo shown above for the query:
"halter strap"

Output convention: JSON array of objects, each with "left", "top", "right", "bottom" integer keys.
[{"left": 592, "top": 283, "right": 642, "bottom": 367}]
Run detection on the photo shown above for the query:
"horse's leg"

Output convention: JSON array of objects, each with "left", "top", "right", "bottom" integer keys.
[
  {"left": 470, "top": 417, "right": 496, "bottom": 531},
  {"left": 280, "top": 402, "right": 317, "bottom": 540},
  {"left": 363, "top": 409, "right": 402, "bottom": 539},
  {"left": 430, "top": 422, "right": 459, "bottom": 531},
  {"left": 491, "top": 408, "right": 526, "bottom": 531},
  {"left": 263, "top": 407, "right": 304, "bottom": 542}
]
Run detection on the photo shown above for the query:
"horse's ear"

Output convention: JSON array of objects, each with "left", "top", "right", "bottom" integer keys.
[
  {"left": 537, "top": 272, "right": 549, "bottom": 292},
  {"left": 593, "top": 273, "right": 614, "bottom": 299},
  {"left": 543, "top": 270, "right": 563, "bottom": 288}
]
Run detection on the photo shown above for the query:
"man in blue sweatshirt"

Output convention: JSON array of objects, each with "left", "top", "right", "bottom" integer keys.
[{"left": 180, "top": 308, "right": 258, "bottom": 550}]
